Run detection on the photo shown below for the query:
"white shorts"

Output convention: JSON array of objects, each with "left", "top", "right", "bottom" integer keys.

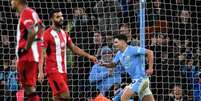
[
  {"left": 142, "top": 87, "right": 153, "bottom": 98},
  {"left": 128, "top": 77, "right": 153, "bottom": 98}
]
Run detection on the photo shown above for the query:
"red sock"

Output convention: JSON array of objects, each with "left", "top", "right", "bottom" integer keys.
[{"left": 27, "top": 93, "right": 40, "bottom": 101}]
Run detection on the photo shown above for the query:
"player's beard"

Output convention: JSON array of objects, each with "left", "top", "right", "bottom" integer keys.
[{"left": 55, "top": 20, "right": 63, "bottom": 28}]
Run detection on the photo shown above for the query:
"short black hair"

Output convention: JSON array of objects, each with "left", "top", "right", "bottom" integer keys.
[
  {"left": 114, "top": 34, "right": 127, "bottom": 42},
  {"left": 50, "top": 9, "right": 61, "bottom": 18}
]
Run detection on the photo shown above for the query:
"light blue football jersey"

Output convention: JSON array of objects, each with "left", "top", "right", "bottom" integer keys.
[{"left": 113, "top": 45, "right": 146, "bottom": 80}]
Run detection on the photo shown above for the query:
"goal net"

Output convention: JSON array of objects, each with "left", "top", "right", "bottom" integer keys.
[{"left": 0, "top": 0, "right": 200, "bottom": 101}]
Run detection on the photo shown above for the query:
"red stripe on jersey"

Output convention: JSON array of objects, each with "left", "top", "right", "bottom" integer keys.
[
  {"left": 43, "top": 27, "right": 72, "bottom": 73},
  {"left": 16, "top": 7, "right": 43, "bottom": 62}
]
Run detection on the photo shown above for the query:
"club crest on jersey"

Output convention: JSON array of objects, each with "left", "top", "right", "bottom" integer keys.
[
  {"left": 123, "top": 56, "right": 130, "bottom": 68},
  {"left": 61, "top": 42, "right": 65, "bottom": 48},
  {"left": 123, "top": 56, "right": 130, "bottom": 62}
]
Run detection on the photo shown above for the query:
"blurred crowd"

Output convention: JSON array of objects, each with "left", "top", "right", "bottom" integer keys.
[{"left": 0, "top": 0, "right": 201, "bottom": 101}]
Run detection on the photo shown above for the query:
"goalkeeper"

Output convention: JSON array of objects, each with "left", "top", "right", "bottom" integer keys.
[
  {"left": 38, "top": 9, "right": 97, "bottom": 101},
  {"left": 89, "top": 46, "right": 123, "bottom": 100},
  {"left": 99, "top": 34, "right": 155, "bottom": 101}
]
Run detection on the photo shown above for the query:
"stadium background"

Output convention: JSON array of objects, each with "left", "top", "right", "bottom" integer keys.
[{"left": 0, "top": 0, "right": 201, "bottom": 101}]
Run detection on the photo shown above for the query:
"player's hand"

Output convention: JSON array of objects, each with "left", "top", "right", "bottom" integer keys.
[
  {"left": 38, "top": 71, "right": 44, "bottom": 83},
  {"left": 38, "top": 62, "right": 45, "bottom": 83},
  {"left": 97, "top": 60, "right": 105, "bottom": 66},
  {"left": 18, "top": 48, "right": 27, "bottom": 57},
  {"left": 88, "top": 55, "right": 97, "bottom": 63},
  {"left": 146, "top": 68, "right": 153, "bottom": 76}
]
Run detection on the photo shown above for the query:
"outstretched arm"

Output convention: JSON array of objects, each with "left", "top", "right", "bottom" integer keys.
[
  {"left": 99, "top": 61, "right": 116, "bottom": 68},
  {"left": 99, "top": 51, "right": 120, "bottom": 68},
  {"left": 69, "top": 43, "right": 97, "bottom": 62}
]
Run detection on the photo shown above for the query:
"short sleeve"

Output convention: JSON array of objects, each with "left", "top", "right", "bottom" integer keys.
[
  {"left": 43, "top": 30, "right": 50, "bottom": 48},
  {"left": 21, "top": 10, "right": 39, "bottom": 29},
  {"left": 131, "top": 46, "right": 146, "bottom": 55}
]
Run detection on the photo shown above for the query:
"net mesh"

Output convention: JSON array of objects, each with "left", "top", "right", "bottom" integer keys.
[{"left": 0, "top": 0, "right": 201, "bottom": 101}]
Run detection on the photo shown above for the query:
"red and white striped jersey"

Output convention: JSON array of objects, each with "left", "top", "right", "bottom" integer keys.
[
  {"left": 16, "top": 7, "right": 43, "bottom": 62},
  {"left": 43, "top": 27, "right": 73, "bottom": 73}
]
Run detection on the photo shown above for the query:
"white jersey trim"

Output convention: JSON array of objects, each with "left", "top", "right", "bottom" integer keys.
[
  {"left": 15, "top": 20, "right": 20, "bottom": 59},
  {"left": 31, "top": 41, "right": 39, "bottom": 62},
  {"left": 50, "top": 30, "right": 63, "bottom": 73},
  {"left": 61, "top": 30, "right": 67, "bottom": 73}
]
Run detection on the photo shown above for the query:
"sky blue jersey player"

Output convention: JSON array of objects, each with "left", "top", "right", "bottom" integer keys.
[
  {"left": 89, "top": 46, "right": 123, "bottom": 96},
  {"left": 100, "top": 34, "right": 155, "bottom": 101}
]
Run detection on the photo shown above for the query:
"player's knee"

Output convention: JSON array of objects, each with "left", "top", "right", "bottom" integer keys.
[
  {"left": 24, "top": 86, "right": 36, "bottom": 95},
  {"left": 120, "top": 88, "right": 129, "bottom": 101},
  {"left": 54, "top": 92, "right": 71, "bottom": 101},
  {"left": 121, "top": 86, "right": 136, "bottom": 101},
  {"left": 120, "top": 95, "right": 125, "bottom": 101},
  {"left": 121, "top": 94, "right": 128, "bottom": 101},
  {"left": 142, "top": 95, "right": 155, "bottom": 101}
]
